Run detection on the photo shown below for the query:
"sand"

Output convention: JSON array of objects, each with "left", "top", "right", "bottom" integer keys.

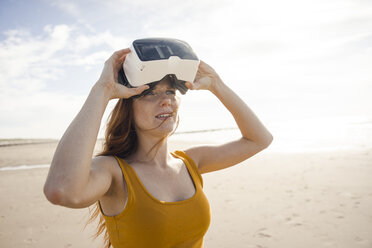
[{"left": 0, "top": 139, "right": 371, "bottom": 248}]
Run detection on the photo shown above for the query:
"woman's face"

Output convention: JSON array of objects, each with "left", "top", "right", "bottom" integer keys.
[{"left": 132, "top": 79, "right": 181, "bottom": 136}]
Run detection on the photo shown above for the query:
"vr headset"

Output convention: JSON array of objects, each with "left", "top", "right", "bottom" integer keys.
[{"left": 118, "top": 38, "right": 200, "bottom": 97}]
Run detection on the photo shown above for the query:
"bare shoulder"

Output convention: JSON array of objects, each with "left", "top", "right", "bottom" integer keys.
[
  {"left": 92, "top": 155, "right": 128, "bottom": 215},
  {"left": 183, "top": 138, "right": 271, "bottom": 174},
  {"left": 92, "top": 155, "right": 118, "bottom": 169},
  {"left": 183, "top": 145, "right": 206, "bottom": 168},
  {"left": 91, "top": 155, "right": 124, "bottom": 186}
]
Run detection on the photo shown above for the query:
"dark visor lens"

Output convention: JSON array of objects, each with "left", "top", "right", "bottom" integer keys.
[{"left": 133, "top": 38, "right": 198, "bottom": 61}]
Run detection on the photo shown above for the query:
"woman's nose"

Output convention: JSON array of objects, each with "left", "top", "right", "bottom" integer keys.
[{"left": 160, "top": 96, "right": 172, "bottom": 107}]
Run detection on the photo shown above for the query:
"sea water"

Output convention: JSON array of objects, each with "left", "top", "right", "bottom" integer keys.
[
  {"left": 171, "top": 115, "right": 372, "bottom": 154},
  {"left": 2, "top": 116, "right": 371, "bottom": 171}
]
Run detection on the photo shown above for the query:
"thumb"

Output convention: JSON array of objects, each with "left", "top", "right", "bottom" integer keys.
[
  {"left": 118, "top": 84, "right": 150, "bottom": 98},
  {"left": 185, "top": 81, "right": 195, "bottom": 90}
]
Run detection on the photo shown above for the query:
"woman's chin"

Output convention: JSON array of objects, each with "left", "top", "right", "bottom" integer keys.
[
  {"left": 157, "top": 126, "right": 176, "bottom": 136},
  {"left": 153, "top": 122, "right": 177, "bottom": 136},
  {"left": 155, "top": 118, "right": 177, "bottom": 132}
]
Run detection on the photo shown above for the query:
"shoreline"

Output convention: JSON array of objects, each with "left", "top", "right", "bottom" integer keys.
[
  {"left": 1, "top": 137, "right": 371, "bottom": 169},
  {"left": 0, "top": 138, "right": 58, "bottom": 147}
]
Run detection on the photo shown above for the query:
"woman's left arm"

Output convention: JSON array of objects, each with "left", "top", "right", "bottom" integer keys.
[{"left": 184, "top": 60, "right": 273, "bottom": 174}]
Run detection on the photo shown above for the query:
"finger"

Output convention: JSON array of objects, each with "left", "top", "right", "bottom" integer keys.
[
  {"left": 194, "top": 74, "right": 202, "bottom": 83},
  {"left": 114, "top": 48, "right": 131, "bottom": 57},
  {"left": 126, "top": 85, "right": 150, "bottom": 97},
  {"left": 110, "top": 48, "right": 131, "bottom": 63},
  {"left": 113, "top": 48, "right": 131, "bottom": 70},
  {"left": 118, "top": 48, "right": 131, "bottom": 62},
  {"left": 198, "top": 63, "right": 208, "bottom": 74},
  {"left": 115, "top": 84, "right": 148, "bottom": 98},
  {"left": 185, "top": 81, "right": 193, "bottom": 90},
  {"left": 198, "top": 60, "right": 214, "bottom": 74},
  {"left": 114, "top": 54, "right": 128, "bottom": 71},
  {"left": 185, "top": 81, "right": 198, "bottom": 90},
  {"left": 200, "top": 60, "right": 209, "bottom": 67},
  {"left": 118, "top": 54, "right": 126, "bottom": 63}
]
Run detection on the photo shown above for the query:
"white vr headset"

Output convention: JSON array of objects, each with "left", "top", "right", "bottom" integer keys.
[{"left": 118, "top": 38, "right": 200, "bottom": 97}]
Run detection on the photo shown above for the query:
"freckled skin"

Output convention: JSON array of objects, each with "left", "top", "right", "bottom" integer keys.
[{"left": 132, "top": 80, "right": 181, "bottom": 137}]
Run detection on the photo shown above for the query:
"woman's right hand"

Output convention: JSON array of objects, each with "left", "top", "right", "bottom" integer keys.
[{"left": 96, "top": 48, "right": 149, "bottom": 100}]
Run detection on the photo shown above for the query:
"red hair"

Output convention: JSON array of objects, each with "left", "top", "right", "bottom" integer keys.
[{"left": 86, "top": 76, "right": 180, "bottom": 247}]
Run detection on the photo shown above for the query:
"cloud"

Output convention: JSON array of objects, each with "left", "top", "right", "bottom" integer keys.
[
  {"left": 48, "top": 0, "right": 80, "bottom": 17},
  {"left": 0, "top": 23, "right": 131, "bottom": 138},
  {"left": 0, "top": 25, "right": 70, "bottom": 92},
  {"left": 1, "top": 0, "right": 372, "bottom": 138},
  {"left": 0, "top": 24, "right": 132, "bottom": 91}
]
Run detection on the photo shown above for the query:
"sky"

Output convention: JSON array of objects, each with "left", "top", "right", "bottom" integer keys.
[{"left": 0, "top": 0, "right": 371, "bottom": 141}]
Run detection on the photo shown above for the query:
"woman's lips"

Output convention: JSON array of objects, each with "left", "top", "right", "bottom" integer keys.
[{"left": 155, "top": 113, "right": 174, "bottom": 121}]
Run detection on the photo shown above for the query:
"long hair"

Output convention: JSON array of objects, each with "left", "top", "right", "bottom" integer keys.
[{"left": 85, "top": 78, "right": 180, "bottom": 248}]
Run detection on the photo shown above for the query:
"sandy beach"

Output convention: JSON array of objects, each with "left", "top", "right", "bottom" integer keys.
[{"left": 0, "top": 139, "right": 371, "bottom": 248}]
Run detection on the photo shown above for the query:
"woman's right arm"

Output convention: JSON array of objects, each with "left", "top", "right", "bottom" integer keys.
[{"left": 43, "top": 48, "right": 148, "bottom": 208}]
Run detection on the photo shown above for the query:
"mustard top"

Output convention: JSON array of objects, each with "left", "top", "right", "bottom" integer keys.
[{"left": 98, "top": 150, "right": 211, "bottom": 248}]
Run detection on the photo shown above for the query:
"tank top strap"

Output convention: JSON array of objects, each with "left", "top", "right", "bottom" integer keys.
[
  {"left": 112, "top": 155, "right": 140, "bottom": 203},
  {"left": 171, "top": 150, "right": 204, "bottom": 188}
]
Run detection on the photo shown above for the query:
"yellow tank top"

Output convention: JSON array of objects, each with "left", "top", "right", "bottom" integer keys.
[{"left": 98, "top": 150, "right": 211, "bottom": 248}]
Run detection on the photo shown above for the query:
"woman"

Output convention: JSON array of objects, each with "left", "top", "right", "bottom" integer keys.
[{"left": 44, "top": 48, "right": 273, "bottom": 248}]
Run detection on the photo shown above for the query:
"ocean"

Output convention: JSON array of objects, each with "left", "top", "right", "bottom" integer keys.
[
  {"left": 1, "top": 115, "right": 371, "bottom": 171},
  {"left": 171, "top": 115, "right": 372, "bottom": 154}
]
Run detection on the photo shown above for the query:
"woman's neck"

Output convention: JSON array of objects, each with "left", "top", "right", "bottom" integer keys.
[{"left": 130, "top": 132, "right": 173, "bottom": 169}]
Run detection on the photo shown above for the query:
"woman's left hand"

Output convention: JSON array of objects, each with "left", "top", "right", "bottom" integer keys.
[{"left": 185, "top": 60, "right": 222, "bottom": 91}]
